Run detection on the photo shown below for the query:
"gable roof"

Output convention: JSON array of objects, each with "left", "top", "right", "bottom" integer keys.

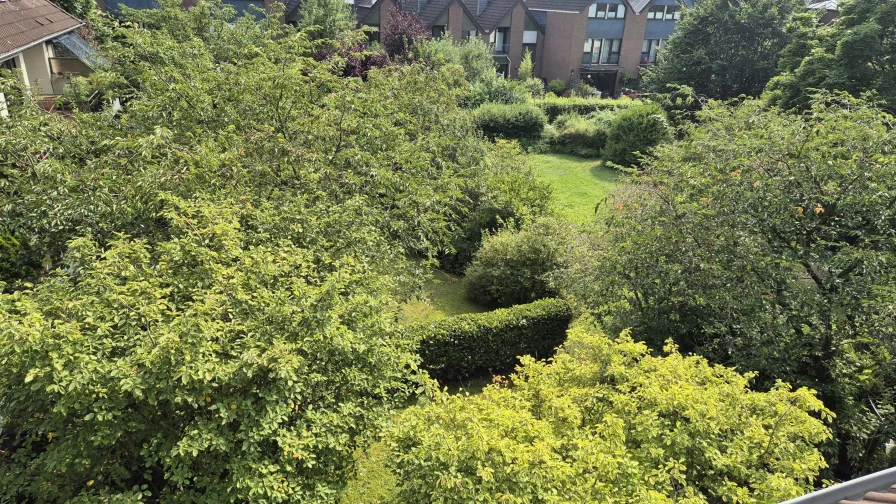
[
  {"left": 523, "top": 0, "right": 591, "bottom": 13},
  {"left": 0, "top": 0, "right": 82, "bottom": 60},
  {"left": 466, "top": 0, "right": 543, "bottom": 32},
  {"left": 399, "top": 0, "right": 485, "bottom": 32}
]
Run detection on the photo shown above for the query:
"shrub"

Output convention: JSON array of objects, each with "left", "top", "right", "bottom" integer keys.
[
  {"left": 518, "top": 49, "right": 534, "bottom": 80},
  {"left": 465, "top": 76, "right": 532, "bottom": 108},
  {"left": 534, "top": 96, "right": 638, "bottom": 121},
  {"left": 552, "top": 115, "right": 610, "bottom": 157},
  {"left": 382, "top": 8, "right": 431, "bottom": 59},
  {"left": 474, "top": 103, "right": 547, "bottom": 140},
  {"left": 602, "top": 102, "right": 669, "bottom": 167},
  {"left": 441, "top": 141, "right": 551, "bottom": 273},
  {"left": 465, "top": 219, "right": 564, "bottom": 307},
  {"left": 548, "top": 79, "right": 567, "bottom": 95},
  {"left": 0, "top": 204, "right": 417, "bottom": 502},
  {"left": 387, "top": 327, "right": 833, "bottom": 503},
  {"left": 572, "top": 82, "right": 596, "bottom": 97},
  {"left": 410, "top": 298, "right": 573, "bottom": 380}
]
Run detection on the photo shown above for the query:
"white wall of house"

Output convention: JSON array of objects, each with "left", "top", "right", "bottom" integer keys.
[{"left": 20, "top": 43, "right": 54, "bottom": 95}]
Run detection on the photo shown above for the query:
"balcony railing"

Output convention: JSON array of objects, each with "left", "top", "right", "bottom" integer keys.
[{"left": 493, "top": 43, "right": 510, "bottom": 55}]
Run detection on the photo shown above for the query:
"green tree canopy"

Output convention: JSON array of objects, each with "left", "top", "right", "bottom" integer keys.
[
  {"left": 0, "top": 0, "right": 549, "bottom": 500},
  {"left": 388, "top": 327, "right": 832, "bottom": 503},
  {"left": 557, "top": 96, "right": 896, "bottom": 478},
  {"left": 644, "top": 0, "right": 804, "bottom": 99},
  {"left": 296, "top": 0, "right": 356, "bottom": 41},
  {"left": 766, "top": 0, "right": 896, "bottom": 111}
]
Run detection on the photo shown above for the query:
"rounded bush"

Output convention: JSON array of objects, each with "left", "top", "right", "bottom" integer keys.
[
  {"left": 474, "top": 103, "right": 548, "bottom": 140},
  {"left": 465, "top": 220, "right": 563, "bottom": 308},
  {"left": 602, "top": 102, "right": 670, "bottom": 167},
  {"left": 548, "top": 79, "right": 567, "bottom": 95}
]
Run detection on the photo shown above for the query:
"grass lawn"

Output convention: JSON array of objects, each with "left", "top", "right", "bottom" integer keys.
[
  {"left": 401, "top": 268, "right": 489, "bottom": 324},
  {"left": 530, "top": 153, "right": 621, "bottom": 223}
]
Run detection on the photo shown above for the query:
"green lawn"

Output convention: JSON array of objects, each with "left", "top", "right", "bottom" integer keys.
[
  {"left": 401, "top": 268, "right": 488, "bottom": 324},
  {"left": 531, "top": 153, "right": 621, "bottom": 223}
]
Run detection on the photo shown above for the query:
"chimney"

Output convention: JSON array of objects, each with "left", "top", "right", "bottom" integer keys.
[{"left": 477, "top": 0, "right": 487, "bottom": 14}]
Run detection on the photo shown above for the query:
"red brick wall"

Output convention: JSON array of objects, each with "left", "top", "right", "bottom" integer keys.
[
  {"left": 540, "top": 10, "right": 587, "bottom": 84},
  {"left": 507, "top": 2, "right": 525, "bottom": 77},
  {"left": 617, "top": 1, "right": 649, "bottom": 89},
  {"left": 448, "top": 1, "right": 463, "bottom": 42}
]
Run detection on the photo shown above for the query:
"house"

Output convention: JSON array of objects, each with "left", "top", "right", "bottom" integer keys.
[
  {"left": 459, "top": 0, "right": 544, "bottom": 77},
  {"left": 0, "top": 0, "right": 97, "bottom": 102},
  {"left": 524, "top": 0, "right": 692, "bottom": 96}
]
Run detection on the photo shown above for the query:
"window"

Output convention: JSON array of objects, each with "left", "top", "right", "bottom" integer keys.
[
  {"left": 463, "top": 29, "right": 478, "bottom": 39},
  {"left": 589, "top": 2, "right": 625, "bottom": 19},
  {"left": 647, "top": 4, "right": 680, "bottom": 20},
  {"left": 432, "top": 25, "right": 445, "bottom": 38},
  {"left": 1, "top": 58, "right": 16, "bottom": 71},
  {"left": 641, "top": 39, "right": 663, "bottom": 63},
  {"left": 366, "top": 25, "right": 380, "bottom": 43},
  {"left": 584, "top": 38, "right": 621, "bottom": 64}
]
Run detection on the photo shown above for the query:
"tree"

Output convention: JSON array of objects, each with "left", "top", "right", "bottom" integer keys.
[
  {"left": 557, "top": 96, "right": 896, "bottom": 478},
  {"left": 643, "top": 0, "right": 804, "bottom": 99},
  {"left": 518, "top": 48, "right": 533, "bottom": 80},
  {"left": 0, "top": 0, "right": 551, "bottom": 499},
  {"left": 387, "top": 327, "right": 832, "bottom": 503},
  {"left": 766, "top": 0, "right": 896, "bottom": 111},
  {"left": 381, "top": 8, "right": 430, "bottom": 59},
  {"left": 296, "top": 0, "right": 355, "bottom": 41}
]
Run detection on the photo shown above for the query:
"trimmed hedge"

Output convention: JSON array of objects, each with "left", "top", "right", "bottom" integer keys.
[
  {"left": 534, "top": 96, "right": 637, "bottom": 121},
  {"left": 474, "top": 103, "right": 547, "bottom": 140},
  {"left": 411, "top": 298, "right": 573, "bottom": 380}
]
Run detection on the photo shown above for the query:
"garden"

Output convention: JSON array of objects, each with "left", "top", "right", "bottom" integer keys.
[{"left": 1, "top": 0, "right": 895, "bottom": 502}]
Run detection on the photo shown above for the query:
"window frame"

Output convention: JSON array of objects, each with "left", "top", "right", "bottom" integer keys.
[
  {"left": 588, "top": 2, "right": 626, "bottom": 19},
  {"left": 647, "top": 4, "right": 681, "bottom": 20},
  {"left": 640, "top": 38, "right": 663, "bottom": 64},
  {"left": 584, "top": 38, "right": 622, "bottom": 65}
]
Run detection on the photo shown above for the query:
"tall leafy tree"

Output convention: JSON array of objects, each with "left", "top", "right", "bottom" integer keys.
[
  {"left": 766, "top": 0, "right": 896, "bottom": 111},
  {"left": 297, "top": 0, "right": 355, "bottom": 40},
  {"left": 381, "top": 8, "right": 430, "bottom": 59},
  {"left": 557, "top": 96, "right": 896, "bottom": 478},
  {"left": 644, "top": 0, "right": 804, "bottom": 99}
]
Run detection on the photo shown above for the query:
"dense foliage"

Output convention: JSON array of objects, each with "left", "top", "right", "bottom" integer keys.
[
  {"left": 533, "top": 95, "right": 636, "bottom": 121},
  {"left": 0, "top": 207, "right": 417, "bottom": 502},
  {"left": 0, "top": 1, "right": 551, "bottom": 500},
  {"left": 558, "top": 97, "right": 896, "bottom": 477},
  {"left": 411, "top": 298, "right": 573, "bottom": 381},
  {"left": 644, "top": 0, "right": 804, "bottom": 99},
  {"left": 296, "top": 0, "right": 355, "bottom": 41},
  {"left": 474, "top": 103, "right": 548, "bottom": 140},
  {"left": 602, "top": 103, "right": 670, "bottom": 168},
  {"left": 382, "top": 8, "right": 430, "bottom": 59},
  {"left": 388, "top": 327, "right": 833, "bottom": 503},
  {"left": 550, "top": 111, "right": 612, "bottom": 157},
  {"left": 465, "top": 219, "right": 565, "bottom": 307},
  {"left": 766, "top": 0, "right": 896, "bottom": 111}
]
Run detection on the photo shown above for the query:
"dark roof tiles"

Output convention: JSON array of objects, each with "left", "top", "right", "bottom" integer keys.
[
  {"left": 0, "top": 0, "right": 82, "bottom": 59},
  {"left": 523, "top": 0, "right": 591, "bottom": 13}
]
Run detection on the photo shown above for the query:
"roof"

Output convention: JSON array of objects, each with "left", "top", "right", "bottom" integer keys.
[
  {"left": 807, "top": 0, "right": 836, "bottom": 10},
  {"left": 355, "top": 5, "right": 371, "bottom": 23},
  {"left": 399, "top": 0, "right": 484, "bottom": 31},
  {"left": 528, "top": 8, "right": 546, "bottom": 27},
  {"left": 474, "top": 0, "right": 538, "bottom": 31},
  {"left": 627, "top": 0, "right": 651, "bottom": 14},
  {"left": 839, "top": 486, "right": 896, "bottom": 504},
  {"left": 523, "top": 0, "right": 591, "bottom": 13},
  {"left": 54, "top": 31, "right": 102, "bottom": 68},
  {"left": 0, "top": 0, "right": 82, "bottom": 60}
]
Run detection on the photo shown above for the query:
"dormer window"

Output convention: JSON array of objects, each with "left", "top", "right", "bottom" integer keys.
[{"left": 588, "top": 2, "right": 626, "bottom": 19}]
